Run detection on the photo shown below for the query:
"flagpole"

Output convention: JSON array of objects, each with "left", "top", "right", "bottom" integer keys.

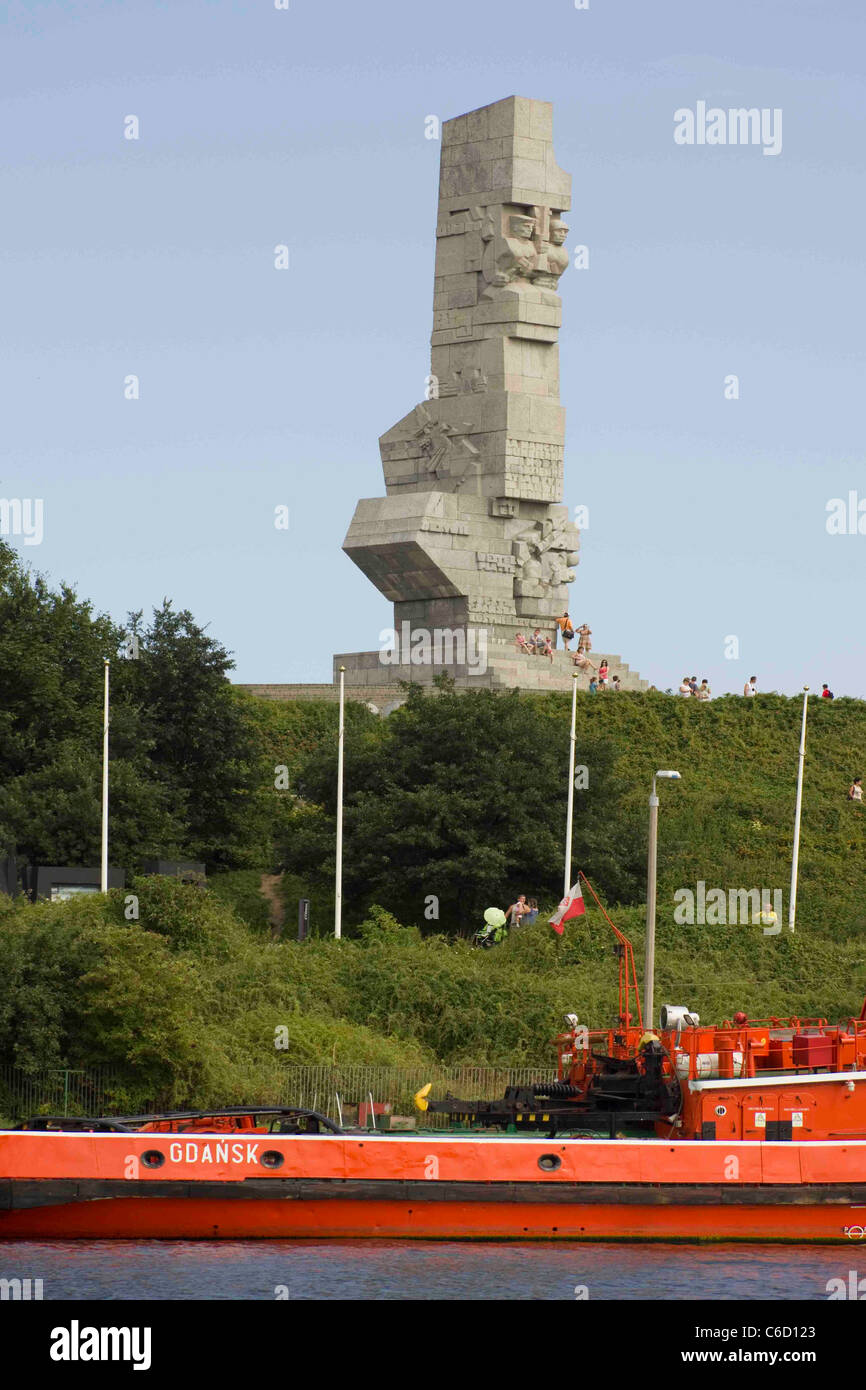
[
  {"left": 100, "top": 659, "right": 110, "bottom": 893},
  {"left": 644, "top": 769, "right": 681, "bottom": 1031},
  {"left": 564, "top": 671, "right": 579, "bottom": 895},
  {"left": 788, "top": 686, "right": 809, "bottom": 933},
  {"left": 334, "top": 665, "right": 345, "bottom": 940}
]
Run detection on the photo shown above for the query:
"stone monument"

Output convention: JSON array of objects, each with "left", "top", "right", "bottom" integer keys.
[{"left": 336, "top": 96, "right": 645, "bottom": 695}]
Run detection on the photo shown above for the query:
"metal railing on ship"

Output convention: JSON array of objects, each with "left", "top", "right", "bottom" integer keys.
[
  {"left": 278, "top": 1065, "right": 558, "bottom": 1129},
  {"left": 0, "top": 1064, "right": 556, "bottom": 1128}
]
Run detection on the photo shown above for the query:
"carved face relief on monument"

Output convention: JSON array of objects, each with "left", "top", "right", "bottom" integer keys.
[
  {"left": 549, "top": 218, "right": 569, "bottom": 246},
  {"left": 532, "top": 216, "right": 569, "bottom": 298},
  {"left": 509, "top": 215, "right": 536, "bottom": 240},
  {"left": 480, "top": 206, "right": 541, "bottom": 298}
]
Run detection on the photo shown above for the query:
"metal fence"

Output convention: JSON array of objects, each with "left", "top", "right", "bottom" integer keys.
[
  {"left": 0, "top": 1064, "right": 555, "bottom": 1126},
  {"left": 280, "top": 1064, "right": 557, "bottom": 1128},
  {"left": 0, "top": 1066, "right": 133, "bottom": 1120}
]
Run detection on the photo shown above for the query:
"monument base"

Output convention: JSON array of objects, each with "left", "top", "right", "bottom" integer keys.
[
  {"left": 334, "top": 642, "right": 647, "bottom": 694},
  {"left": 236, "top": 647, "right": 647, "bottom": 711}
]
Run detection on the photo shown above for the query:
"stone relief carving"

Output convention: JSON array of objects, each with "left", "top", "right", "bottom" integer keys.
[
  {"left": 480, "top": 209, "right": 538, "bottom": 299},
  {"left": 512, "top": 516, "right": 580, "bottom": 597},
  {"left": 531, "top": 217, "right": 569, "bottom": 303},
  {"left": 438, "top": 366, "right": 488, "bottom": 397},
  {"left": 480, "top": 206, "right": 568, "bottom": 304},
  {"left": 411, "top": 406, "right": 481, "bottom": 492}
]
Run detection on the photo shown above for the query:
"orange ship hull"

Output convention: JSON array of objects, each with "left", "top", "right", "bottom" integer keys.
[
  {"left": 2, "top": 1194, "right": 865, "bottom": 1242},
  {"left": 3, "top": 1131, "right": 866, "bottom": 1242}
]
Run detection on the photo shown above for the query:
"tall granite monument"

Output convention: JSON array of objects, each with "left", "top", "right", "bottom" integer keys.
[{"left": 336, "top": 96, "right": 644, "bottom": 695}]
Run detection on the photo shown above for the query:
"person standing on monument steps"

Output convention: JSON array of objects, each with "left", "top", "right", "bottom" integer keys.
[
  {"left": 557, "top": 612, "right": 575, "bottom": 651},
  {"left": 577, "top": 622, "right": 592, "bottom": 653}
]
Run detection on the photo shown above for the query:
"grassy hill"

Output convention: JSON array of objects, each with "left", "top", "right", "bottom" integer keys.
[{"left": 550, "top": 689, "right": 866, "bottom": 938}]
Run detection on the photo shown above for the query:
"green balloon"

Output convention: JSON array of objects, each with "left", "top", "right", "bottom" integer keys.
[{"left": 484, "top": 907, "right": 507, "bottom": 927}]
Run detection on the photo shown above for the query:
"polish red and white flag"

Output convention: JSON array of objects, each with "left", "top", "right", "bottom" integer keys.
[{"left": 549, "top": 881, "right": 586, "bottom": 935}]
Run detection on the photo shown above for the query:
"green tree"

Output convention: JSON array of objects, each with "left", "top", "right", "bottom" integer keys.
[
  {"left": 286, "top": 685, "right": 645, "bottom": 931},
  {"left": 0, "top": 543, "right": 183, "bottom": 866},
  {"left": 121, "top": 602, "right": 270, "bottom": 866},
  {"left": 0, "top": 543, "right": 266, "bottom": 872}
]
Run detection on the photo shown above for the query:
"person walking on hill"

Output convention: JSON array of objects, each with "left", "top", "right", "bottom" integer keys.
[
  {"left": 744, "top": 676, "right": 757, "bottom": 697},
  {"left": 697, "top": 679, "right": 711, "bottom": 701},
  {"left": 822, "top": 683, "right": 834, "bottom": 699},
  {"left": 848, "top": 777, "right": 863, "bottom": 803},
  {"left": 678, "top": 676, "right": 692, "bottom": 697}
]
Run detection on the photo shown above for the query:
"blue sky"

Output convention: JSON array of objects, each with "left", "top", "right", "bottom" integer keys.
[{"left": 3, "top": 0, "right": 864, "bottom": 694}]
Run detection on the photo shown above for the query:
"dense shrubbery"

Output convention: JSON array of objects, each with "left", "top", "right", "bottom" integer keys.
[{"left": 2, "top": 881, "right": 865, "bottom": 1112}]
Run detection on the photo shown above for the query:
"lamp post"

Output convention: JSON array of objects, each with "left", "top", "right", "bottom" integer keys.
[
  {"left": 334, "top": 665, "right": 345, "bottom": 940},
  {"left": 788, "top": 686, "right": 809, "bottom": 933},
  {"left": 645, "top": 769, "right": 681, "bottom": 1030},
  {"left": 100, "top": 659, "right": 110, "bottom": 893},
  {"left": 564, "top": 671, "right": 579, "bottom": 895}
]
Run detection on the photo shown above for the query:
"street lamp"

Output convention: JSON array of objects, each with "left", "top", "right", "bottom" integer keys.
[
  {"left": 100, "top": 660, "right": 110, "bottom": 893},
  {"left": 645, "top": 769, "right": 681, "bottom": 1030},
  {"left": 334, "top": 665, "right": 346, "bottom": 940},
  {"left": 788, "top": 686, "right": 809, "bottom": 933}
]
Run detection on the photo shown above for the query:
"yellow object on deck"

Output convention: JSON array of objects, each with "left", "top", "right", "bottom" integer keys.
[{"left": 414, "top": 1083, "right": 432, "bottom": 1112}]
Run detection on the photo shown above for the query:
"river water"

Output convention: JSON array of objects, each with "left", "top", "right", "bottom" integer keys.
[{"left": 3, "top": 1240, "right": 864, "bottom": 1300}]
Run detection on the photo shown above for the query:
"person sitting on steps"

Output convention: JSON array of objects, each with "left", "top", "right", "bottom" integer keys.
[{"left": 572, "top": 647, "right": 597, "bottom": 672}]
